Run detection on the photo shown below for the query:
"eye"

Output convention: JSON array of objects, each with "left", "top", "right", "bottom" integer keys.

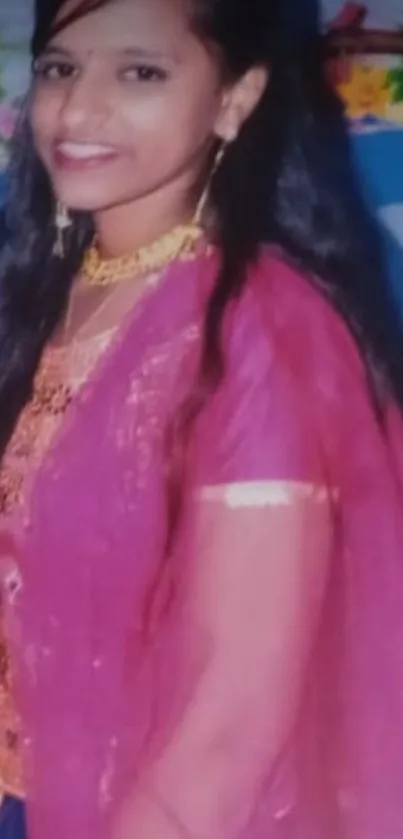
[
  {"left": 32, "top": 58, "right": 77, "bottom": 82},
  {"left": 120, "top": 64, "right": 168, "bottom": 83}
]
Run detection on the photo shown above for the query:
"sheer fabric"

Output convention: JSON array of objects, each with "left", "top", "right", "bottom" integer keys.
[
  {"left": 0, "top": 250, "right": 403, "bottom": 839},
  {"left": 0, "top": 265, "right": 167, "bottom": 797}
]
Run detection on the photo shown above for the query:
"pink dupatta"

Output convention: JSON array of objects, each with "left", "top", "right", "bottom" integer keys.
[{"left": 3, "top": 250, "right": 403, "bottom": 839}]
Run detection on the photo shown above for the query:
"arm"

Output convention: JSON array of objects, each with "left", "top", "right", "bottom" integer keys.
[
  {"left": 113, "top": 296, "right": 333, "bottom": 839},
  {"left": 113, "top": 485, "right": 331, "bottom": 839}
]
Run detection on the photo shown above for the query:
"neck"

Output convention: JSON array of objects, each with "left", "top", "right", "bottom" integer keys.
[{"left": 94, "top": 182, "right": 198, "bottom": 259}]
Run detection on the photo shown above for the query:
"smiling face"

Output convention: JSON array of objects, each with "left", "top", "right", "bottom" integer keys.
[{"left": 30, "top": 0, "right": 235, "bottom": 215}]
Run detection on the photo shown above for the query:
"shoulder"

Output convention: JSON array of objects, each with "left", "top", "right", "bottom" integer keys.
[
  {"left": 214, "top": 247, "right": 374, "bottom": 474},
  {"left": 191, "top": 248, "right": 350, "bottom": 484},
  {"left": 225, "top": 246, "right": 367, "bottom": 397}
]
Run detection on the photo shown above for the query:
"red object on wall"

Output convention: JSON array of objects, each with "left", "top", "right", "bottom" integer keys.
[{"left": 329, "top": 2, "right": 367, "bottom": 32}]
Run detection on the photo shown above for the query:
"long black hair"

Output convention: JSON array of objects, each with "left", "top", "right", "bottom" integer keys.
[{"left": 0, "top": 0, "right": 401, "bottom": 471}]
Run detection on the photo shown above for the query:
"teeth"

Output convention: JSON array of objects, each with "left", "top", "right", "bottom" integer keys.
[{"left": 57, "top": 141, "right": 114, "bottom": 159}]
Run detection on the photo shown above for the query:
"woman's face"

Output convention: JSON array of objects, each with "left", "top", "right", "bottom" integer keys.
[{"left": 30, "top": 0, "right": 236, "bottom": 213}]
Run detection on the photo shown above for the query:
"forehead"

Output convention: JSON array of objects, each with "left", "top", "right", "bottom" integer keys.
[{"left": 50, "top": 0, "right": 194, "bottom": 54}]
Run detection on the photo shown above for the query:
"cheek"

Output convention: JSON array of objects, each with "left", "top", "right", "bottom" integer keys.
[
  {"left": 118, "top": 84, "right": 222, "bottom": 162},
  {"left": 29, "top": 89, "right": 61, "bottom": 153}
]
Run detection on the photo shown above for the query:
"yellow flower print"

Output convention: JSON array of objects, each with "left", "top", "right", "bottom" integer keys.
[{"left": 338, "top": 64, "right": 390, "bottom": 119}]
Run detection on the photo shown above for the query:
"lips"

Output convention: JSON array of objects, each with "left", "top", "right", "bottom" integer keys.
[{"left": 52, "top": 140, "right": 119, "bottom": 170}]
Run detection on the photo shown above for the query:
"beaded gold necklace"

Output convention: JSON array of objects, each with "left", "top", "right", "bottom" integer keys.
[{"left": 82, "top": 222, "right": 204, "bottom": 286}]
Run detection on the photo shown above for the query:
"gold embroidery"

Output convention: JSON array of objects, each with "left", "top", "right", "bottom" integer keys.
[
  {"left": 0, "top": 474, "right": 23, "bottom": 519},
  {"left": 0, "top": 632, "right": 24, "bottom": 799},
  {"left": 0, "top": 333, "right": 114, "bottom": 517},
  {"left": 200, "top": 480, "right": 338, "bottom": 509},
  {"left": 0, "top": 331, "right": 116, "bottom": 798}
]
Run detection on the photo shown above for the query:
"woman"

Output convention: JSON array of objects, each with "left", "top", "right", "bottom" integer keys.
[{"left": 0, "top": 0, "right": 403, "bottom": 837}]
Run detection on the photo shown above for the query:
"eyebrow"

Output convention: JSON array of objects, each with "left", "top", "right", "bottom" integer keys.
[
  {"left": 40, "top": 45, "right": 176, "bottom": 62},
  {"left": 39, "top": 45, "right": 72, "bottom": 58},
  {"left": 121, "top": 47, "right": 174, "bottom": 62}
]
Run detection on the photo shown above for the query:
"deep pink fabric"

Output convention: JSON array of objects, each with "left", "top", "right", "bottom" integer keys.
[{"left": 2, "top": 250, "right": 403, "bottom": 839}]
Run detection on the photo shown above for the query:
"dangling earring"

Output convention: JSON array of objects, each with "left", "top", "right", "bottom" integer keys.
[
  {"left": 53, "top": 200, "right": 72, "bottom": 258},
  {"left": 193, "top": 140, "right": 228, "bottom": 227}
]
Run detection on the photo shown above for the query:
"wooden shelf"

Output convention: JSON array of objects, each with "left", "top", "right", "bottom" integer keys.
[{"left": 325, "top": 29, "right": 403, "bottom": 57}]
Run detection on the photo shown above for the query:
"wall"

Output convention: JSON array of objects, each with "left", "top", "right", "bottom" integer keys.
[
  {"left": 0, "top": 1, "right": 31, "bottom": 174},
  {"left": 321, "top": 2, "right": 403, "bottom": 313}
]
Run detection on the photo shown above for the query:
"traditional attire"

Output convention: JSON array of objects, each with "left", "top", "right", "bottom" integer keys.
[{"left": 1, "top": 240, "right": 403, "bottom": 839}]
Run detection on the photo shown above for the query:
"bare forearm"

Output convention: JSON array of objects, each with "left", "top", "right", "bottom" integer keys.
[{"left": 111, "top": 707, "right": 278, "bottom": 839}]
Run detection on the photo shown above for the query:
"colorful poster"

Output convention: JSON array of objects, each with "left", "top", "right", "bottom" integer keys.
[
  {"left": 323, "top": 1, "right": 403, "bottom": 130},
  {"left": 322, "top": 0, "right": 403, "bottom": 29}
]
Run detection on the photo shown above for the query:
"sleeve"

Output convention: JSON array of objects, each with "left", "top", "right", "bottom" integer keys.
[{"left": 111, "top": 288, "right": 334, "bottom": 839}]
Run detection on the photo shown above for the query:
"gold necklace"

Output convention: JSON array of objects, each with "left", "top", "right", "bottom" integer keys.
[{"left": 81, "top": 222, "right": 204, "bottom": 287}]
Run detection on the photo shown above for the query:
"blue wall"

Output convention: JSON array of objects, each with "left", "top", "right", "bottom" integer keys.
[
  {"left": 0, "top": 175, "right": 7, "bottom": 206},
  {"left": 350, "top": 129, "right": 403, "bottom": 317}
]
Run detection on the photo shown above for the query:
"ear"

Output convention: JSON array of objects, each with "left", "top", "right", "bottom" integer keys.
[{"left": 214, "top": 65, "right": 269, "bottom": 144}]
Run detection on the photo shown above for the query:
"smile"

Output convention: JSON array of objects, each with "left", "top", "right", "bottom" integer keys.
[{"left": 53, "top": 141, "right": 119, "bottom": 169}]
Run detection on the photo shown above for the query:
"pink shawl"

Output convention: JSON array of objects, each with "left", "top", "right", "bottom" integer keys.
[{"left": 3, "top": 249, "right": 403, "bottom": 839}]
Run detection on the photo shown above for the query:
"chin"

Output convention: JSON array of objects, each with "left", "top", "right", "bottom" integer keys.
[
  {"left": 55, "top": 192, "right": 117, "bottom": 214},
  {"left": 51, "top": 172, "right": 131, "bottom": 214}
]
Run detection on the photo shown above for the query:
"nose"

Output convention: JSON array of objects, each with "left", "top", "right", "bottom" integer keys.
[{"left": 59, "top": 70, "right": 110, "bottom": 136}]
